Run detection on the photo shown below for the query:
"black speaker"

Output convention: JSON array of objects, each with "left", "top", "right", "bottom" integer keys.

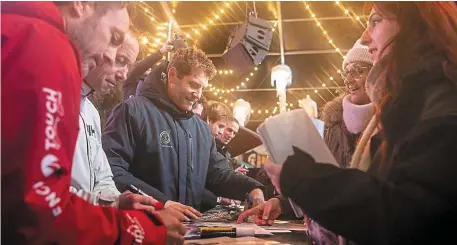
[{"left": 222, "top": 15, "right": 273, "bottom": 74}]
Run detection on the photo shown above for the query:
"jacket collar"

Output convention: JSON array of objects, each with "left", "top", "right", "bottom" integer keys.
[{"left": 136, "top": 61, "right": 194, "bottom": 120}]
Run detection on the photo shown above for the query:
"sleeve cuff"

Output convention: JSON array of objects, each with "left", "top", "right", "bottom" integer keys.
[{"left": 118, "top": 210, "right": 167, "bottom": 245}]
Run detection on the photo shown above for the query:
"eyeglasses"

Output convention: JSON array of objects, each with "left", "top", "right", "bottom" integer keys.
[{"left": 340, "top": 65, "right": 372, "bottom": 80}]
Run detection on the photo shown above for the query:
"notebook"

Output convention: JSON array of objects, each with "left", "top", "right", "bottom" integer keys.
[{"left": 256, "top": 109, "right": 337, "bottom": 217}]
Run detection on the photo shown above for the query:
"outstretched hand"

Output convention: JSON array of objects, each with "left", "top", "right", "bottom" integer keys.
[{"left": 237, "top": 198, "right": 282, "bottom": 225}]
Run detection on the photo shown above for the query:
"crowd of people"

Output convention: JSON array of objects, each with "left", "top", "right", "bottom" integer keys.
[{"left": 2, "top": 1, "right": 457, "bottom": 245}]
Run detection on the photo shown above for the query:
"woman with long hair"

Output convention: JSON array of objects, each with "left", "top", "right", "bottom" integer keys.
[{"left": 238, "top": 2, "right": 457, "bottom": 244}]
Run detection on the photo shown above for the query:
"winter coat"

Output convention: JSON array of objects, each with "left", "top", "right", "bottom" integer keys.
[
  {"left": 71, "top": 83, "right": 120, "bottom": 204},
  {"left": 1, "top": 2, "right": 166, "bottom": 244},
  {"left": 279, "top": 62, "right": 457, "bottom": 245},
  {"left": 322, "top": 96, "right": 361, "bottom": 168},
  {"left": 102, "top": 62, "right": 264, "bottom": 209}
]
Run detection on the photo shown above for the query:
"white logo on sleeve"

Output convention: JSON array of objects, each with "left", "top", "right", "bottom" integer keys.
[{"left": 41, "top": 154, "right": 61, "bottom": 177}]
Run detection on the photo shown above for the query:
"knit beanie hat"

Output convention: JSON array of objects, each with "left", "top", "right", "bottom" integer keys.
[{"left": 342, "top": 39, "right": 373, "bottom": 70}]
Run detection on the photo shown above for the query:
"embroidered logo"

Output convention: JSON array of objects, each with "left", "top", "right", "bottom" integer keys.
[{"left": 159, "top": 130, "right": 172, "bottom": 147}]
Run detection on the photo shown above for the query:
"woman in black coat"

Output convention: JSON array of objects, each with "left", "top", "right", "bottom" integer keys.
[{"left": 238, "top": 2, "right": 457, "bottom": 245}]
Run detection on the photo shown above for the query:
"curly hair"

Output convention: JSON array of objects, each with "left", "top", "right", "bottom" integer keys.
[{"left": 168, "top": 48, "right": 217, "bottom": 80}]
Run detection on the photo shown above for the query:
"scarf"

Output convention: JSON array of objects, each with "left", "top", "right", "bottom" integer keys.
[{"left": 342, "top": 95, "right": 375, "bottom": 134}]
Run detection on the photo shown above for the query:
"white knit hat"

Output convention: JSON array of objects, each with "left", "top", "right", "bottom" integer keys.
[{"left": 342, "top": 39, "right": 373, "bottom": 70}]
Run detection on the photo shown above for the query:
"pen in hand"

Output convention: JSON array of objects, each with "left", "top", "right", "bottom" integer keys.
[{"left": 125, "top": 183, "right": 164, "bottom": 210}]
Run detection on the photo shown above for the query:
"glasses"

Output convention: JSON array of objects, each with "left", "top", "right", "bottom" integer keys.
[{"left": 340, "top": 65, "right": 372, "bottom": 80}]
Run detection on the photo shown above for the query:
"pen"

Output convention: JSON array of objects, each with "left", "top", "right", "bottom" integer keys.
[{"left": 125, "top": 183, "right": 164, "bottom": 210}]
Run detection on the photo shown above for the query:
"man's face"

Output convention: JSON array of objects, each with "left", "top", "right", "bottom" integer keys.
[
  {"left": 343, "top": 62, "right": 371, "bottom": 105},
  {"left": 84, "top": 33, "right": 139, "bottom": 94},
  {"left": 167, "top": 67, "right": 208, "bottom": 111},
  {"left": 211, "top": 120, "right": 226, "bottom": 141},
  {"left": 221, "top": 120, "right": 239, "bottom": 145},
  {"left": 67, "top": 3, "right": 130, "bottom": 77}
]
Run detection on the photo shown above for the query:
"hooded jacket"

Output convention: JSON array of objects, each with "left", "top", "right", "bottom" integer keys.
[
  {"left": 102, "top": 62, "right": 264, "bottom": 209},
  {"left": 279, "top": 60, "right": 457, "bottom": 245},
  {"left": 71, "top": 83, "right": 120, "bottom": 204},
  {"left": 1, "top": 2, "right": 166, "bottom": 244}
]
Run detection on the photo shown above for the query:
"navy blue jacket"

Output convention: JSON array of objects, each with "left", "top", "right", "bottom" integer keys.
[{"left": 102, "top": 62, "right": 263, "bottom": 209}]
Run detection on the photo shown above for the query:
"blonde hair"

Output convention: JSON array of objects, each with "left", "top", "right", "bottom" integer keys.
[
  {"left": 203, "top": 101, "right": 232, "bottom": 124},
  {"left": 168, "top": 48, "right": 217, "bottom": 80}
]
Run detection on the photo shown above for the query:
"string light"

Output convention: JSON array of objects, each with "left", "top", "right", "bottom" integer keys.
[
  {"left": 303, "top": 2, "right": 344, "bottom": 58},
  {"left": 335, "top": 1, "right": 366, "bottom": 28}
]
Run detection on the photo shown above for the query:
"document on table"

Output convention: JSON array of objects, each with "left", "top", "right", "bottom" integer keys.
[{"left": 257, "top": 109, "right": 338, "bottom": 217}]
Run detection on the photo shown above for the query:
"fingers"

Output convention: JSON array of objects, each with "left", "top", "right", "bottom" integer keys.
[
  {"left": 236, "top": 205, "right": 261, "bottom": 224},
  {"left": 182, "top": 208, "right": 199, "bottom": 220},
  {"left": 133, "top": 203, "right": 156, "bottom": 214},
  {"left": 262, "top": 202, "right": 272, "bottom": 222}
]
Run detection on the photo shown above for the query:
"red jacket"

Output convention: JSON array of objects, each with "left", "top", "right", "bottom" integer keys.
[{"left": 1, "top": 2, "right": 166, "bottom": 244}]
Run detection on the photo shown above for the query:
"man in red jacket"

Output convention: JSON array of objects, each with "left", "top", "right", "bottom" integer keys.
[{"left": 2, "top": 2, "right": 185, "bottom": 244}]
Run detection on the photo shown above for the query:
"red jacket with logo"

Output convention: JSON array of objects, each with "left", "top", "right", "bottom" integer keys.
[{"left": 1, "top": 2, "right": 166, "bottom": 244}]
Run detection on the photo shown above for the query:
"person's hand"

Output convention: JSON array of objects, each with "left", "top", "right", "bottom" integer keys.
[
  {"left": 235, "top": 166, "right": 249, "bottom": 175},
  {"left": 164, "top": 200, "right": 202, "bottom": 220},
  {"left": 154, "top": 209, "right": 187, "bottom": 245},
  {"left": 160, "top": 44, "right": 174, "bottom": 55},
  {"left": 249, "top": 188, "right": 265, "bottom": 208},
  {"left": 219, "top": 197, "right": 233, "bottom": 206},
  {"left": 263, "top": 158, "right": 284, "bottom": 194},
  {"left": 118, "top": 191, "right": 159, "bottom": 213},
  {"left": 237, "top": 198, "right": 282, "bottom": 226}
]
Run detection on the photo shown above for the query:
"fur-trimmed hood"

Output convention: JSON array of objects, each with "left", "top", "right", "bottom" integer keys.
[{"left": 322, "top": 95, "right": 345, "bottom": 125}]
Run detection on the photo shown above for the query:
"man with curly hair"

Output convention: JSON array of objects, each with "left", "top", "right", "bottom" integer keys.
[{"left": 102, "top": 48, "right": 265, "bottom": 219}]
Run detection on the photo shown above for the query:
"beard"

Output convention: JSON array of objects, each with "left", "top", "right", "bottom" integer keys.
[{"left": 67, "top": 17, "right": 100, "bottom": 77}]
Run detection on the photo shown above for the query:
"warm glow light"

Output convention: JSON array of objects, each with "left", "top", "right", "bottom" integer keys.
[
  {"left": 322, "top": 84, "right": 326, "bottom": 87},
  {"left": 356, "top": 16, "right": 360, "bottom": 20},
  {"left": 219, "top": 70, "right": 223, "bottom": 74},
  {"left": 224, "top": 99, "right": 228, "bottom": 103},
  {"left": 194, "top": 29, "right": 199, "bottom": 34},
  {"left": 250, "top": 72, "right": 254, "bottom": 76},
  {"left": 311, "top": 13, "right": 316, "bottom": 18},
  {"left": 329, "top": 40, "right": 333, "bottom": 44},
  {"left": 144, "top": 8, "right": 148, "bottom": 12},
  {"left": 337, "top": 70, "right": 341, "bottom": 73},
  {"left": 225, "top": 3, "right": 230, "bottom": 7},
  {"left": 224, "top": 70, "right": 228, "bottom": 74},
  {"left": 141, "top": 37, "right": 148, "bottom": 45},
  {"left": 254, "top": 67, "right": 258, "bottom": 71},
  {"left": 335, "top": 48, "right": 340, "bottom": 52},
  {"left": 236, "top": 86, "right": 240, "bottom": 89},
  {"left": 220, "top": 9, "right": 224, "bottom": 13},
  {"left": 306, "top": 5, "right": 310, "bottom": 9},
  {"left": 230, "top": 103, "right": 234, "bottom": 106},
  {"left": 230, "top": 88, "right": 235, "bottom": 92},
  {"left": 150, "top": 17, "right": 155, "bottom": 21},
  {"left": 345, "top": 10, "right": 349, "bottom": 14},
  {"left": 185, "top": 33, "right": 190, "bottom": 38},
  {"left": 258, "top": 110, "right": 261, "bottom": 114},
  {"left": 272, "top": 28, "right": 275, "bottom": 32},
  {"left": 209, "top": 20, "right": 214, "bottom": 24},
  {"left": 335, "top": 1, "right": 340, "bottom": 4},
  {"left": 215, "top": 14, "right": 220, "bottom": 19},
  {"left": 317, "top": 22, "right": 321, "bottom": 27},
  {"left": 241, "top": 82, "right": 246, "bottom": 86},
  {"left": 202, "top": 25, "right": 207, "bottom": 29},
  {"left": 245, "top": 78, "right": 249, "bottom": 81},
  {"left": 265, "top": 110, "right": 269, "bottom": 113},
  {"left": 330, "top": 76, "right": 334, "bottom": 80},
  {"left": 172, "top": 9, "right": 176, "bottom": 14},
  {"left": 323, "top": 31, "right": 328, "bottom": 35},
  {"left": 314, "top": 89, "right": 318, "bottom": 93}
]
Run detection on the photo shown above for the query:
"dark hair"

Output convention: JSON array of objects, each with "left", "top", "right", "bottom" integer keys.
[
  {"left": 363, "top": 2, "right": 457, "bottom": 171},
  {"left": 226, "top": 116, "right": 240, "bottom": 126}
]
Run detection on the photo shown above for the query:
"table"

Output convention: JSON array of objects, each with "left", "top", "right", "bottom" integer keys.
[{"left": 184, "top": 205, "right": 309, "bottom": 244}]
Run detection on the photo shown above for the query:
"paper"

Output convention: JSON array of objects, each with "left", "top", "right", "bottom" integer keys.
[
  {"left": 257, "top": 109, "right": 337, "bottom": 166},
  {"left": 257, "top": 109, "right": 338, "bottom": 217}
]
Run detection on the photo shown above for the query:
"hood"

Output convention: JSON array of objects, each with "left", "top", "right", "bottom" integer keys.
[
  {"left": 136, "top": 61, "right": 194, "bottom": 119},
  {"left": 322, "top": 95, "right": 344, "bottom": 125},
  {"left": 2, "top": 2, "right": 64, "bottom": 33}
]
